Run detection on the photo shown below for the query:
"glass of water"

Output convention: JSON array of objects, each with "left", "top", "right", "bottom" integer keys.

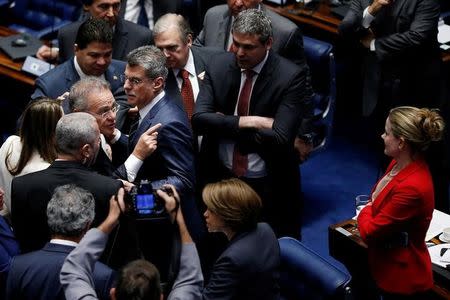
[{"left": 355, "top": 194, "right": 370, "bottom": 217}]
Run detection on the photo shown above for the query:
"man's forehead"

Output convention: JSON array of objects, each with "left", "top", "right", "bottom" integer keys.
[{"left": 92, "top": 0, "right": 121, "bottom": 6}]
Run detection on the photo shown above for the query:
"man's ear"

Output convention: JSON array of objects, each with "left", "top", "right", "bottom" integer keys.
[
  {"left": 265, "top": 37, "right": 273, "bottom": 51},
  {"left": 74, "top": 44, "right": 79, "bottom": 54},
  {"left": 81, "top": 144, "right": 91, "bottom": 161},
  {"left": 153, "top": 77, "right": 164, "bottom": 91},
  {"left": 187, "top": 34, "right": 193, "bottom": 47},
  {"left": 110, "top": 287, "right": 116, "bottom": 300}
]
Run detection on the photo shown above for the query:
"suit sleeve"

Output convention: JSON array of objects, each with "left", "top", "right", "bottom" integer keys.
[
  {"left": 338, "top": 0, "right": 368, "bottom": 40},
  {"left": 60, "top": 228, "right": 107, "bottom": 300},
  {"left": 374, "top": 0, "right": 440, "bottom": 61},
  {"left": 30, "top": 77, "right": 49, "bottom": 100}
]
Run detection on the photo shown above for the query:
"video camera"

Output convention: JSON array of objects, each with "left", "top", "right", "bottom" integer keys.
[{"left": 126, "top": 180, "right": 172, "bottom": 220}]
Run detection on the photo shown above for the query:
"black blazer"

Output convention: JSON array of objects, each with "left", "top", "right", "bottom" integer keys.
[
  {"left": 204, "top": 223, "right": 280, "bottom": 299},
  {"left": 10, "top": 161, "right": 122, "bottom": 253},
  {"left": 58, "top": 17, "right": 153, "bottom": 63},
  {"left": 6, "top": 242, "right": 115, "bottom": 300}
]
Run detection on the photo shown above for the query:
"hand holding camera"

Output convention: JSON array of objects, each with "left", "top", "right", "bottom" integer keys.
[{"left": 156, "top": 185, "right": 180, "bottom": 223}]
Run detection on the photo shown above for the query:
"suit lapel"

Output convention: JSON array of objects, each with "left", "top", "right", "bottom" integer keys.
[
  {"left": 105, "top": 62, "right": 122, "bottom": 91},
  {"left": 113, "top": 19, "right": 128, "bottom": 60},
  {"left": 249, "top": 52, "right": 274, "bottom": 113},
  {"left": 225, "top": 61, "right": 242, "bottom": 114},
  {"left": 391, "top": 0, "right": 407, "bottom": 21},
  {"left": 217, "top": 11, "right": 232, "bottom": 50}
]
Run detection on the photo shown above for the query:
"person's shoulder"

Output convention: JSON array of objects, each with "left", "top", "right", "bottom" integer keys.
[
  {"left": 109, "top": 59, "right": 126, "bottom": 70},
  {"left": 1, "top": 135, "right": 20, "bottom": 150},
  {"left": 263, "top": 5, "right": 297, "bottom": 31},
  {"left": 120, "top": 19, "right": 152, "bottom": 35},
  {"left": 205, "top": 4, "right": 228, "bottom": 18},
  {"left": 59, "top": 21, "right": 82, "bottom": 36},
  {"left": 38, "top": 59, "right": 72, "bottom": 80}
]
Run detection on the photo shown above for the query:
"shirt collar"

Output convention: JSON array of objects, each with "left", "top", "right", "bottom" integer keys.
[
  {"left": 50, "top": 239, "right": 78, "bottom": 247},
  {"left": 174, "top": 49, "right": 196, "bottom": 77},
  {"left": 138, "top": 90, "right": 166, "bottom": 122}
]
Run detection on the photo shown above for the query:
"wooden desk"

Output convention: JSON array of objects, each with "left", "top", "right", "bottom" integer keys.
[
  {"left": 0, "top": 26, "right": 36, "bottom": 86},
  {"left": 329, "top": 220, "right": 450, "bottom": 299}
]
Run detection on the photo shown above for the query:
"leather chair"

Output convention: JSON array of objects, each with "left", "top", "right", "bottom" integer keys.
[
  {"left": 7, "top": 0, "right": 81, "bottom": 38},
  {"left": 279, "top": 237, "right": 352, "bottom": 300},
  {"left": 303, "top": 35, "right": 336, "bottom": 153}
]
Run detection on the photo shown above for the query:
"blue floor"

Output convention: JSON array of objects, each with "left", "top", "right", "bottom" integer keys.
[{"left": 300, "top": 119, "right": 381, "bottom": 272}]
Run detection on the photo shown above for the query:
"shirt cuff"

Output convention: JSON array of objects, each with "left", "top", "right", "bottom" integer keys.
[
  {"left": 362, "top": 6, "right": 375, "bottom": 28},
  {"left": 124, "top": 154, "right": 144, "bottom": 182},
  {"left": 110, "top": 129, "right": 121, "bottom": 144},
  {"left": 370, "top": 39, "right": 376, "bottom": 51}
]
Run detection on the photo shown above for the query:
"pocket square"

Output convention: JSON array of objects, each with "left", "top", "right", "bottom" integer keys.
[{"left": 197, "top": 71, "right": 205, "bottom": 81}]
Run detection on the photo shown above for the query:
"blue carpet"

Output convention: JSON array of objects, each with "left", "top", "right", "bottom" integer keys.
[{"left": 300, "top": 123, "right": 381, "bottom": 272}]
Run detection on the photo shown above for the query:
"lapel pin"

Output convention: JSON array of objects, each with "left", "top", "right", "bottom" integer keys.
[{"left": 198, "top": 71, "right": 205, "bottom": 81}]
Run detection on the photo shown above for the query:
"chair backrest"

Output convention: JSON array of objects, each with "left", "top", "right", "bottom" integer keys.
[
  {"left": 278, "top": 237, "right": 352, "bottom": 300},
  {"left": 303, "top": 35, "right": 336, "bottom": 153},
  {"left": 9, "top": 0, "right": 81, "bottom": 38}
]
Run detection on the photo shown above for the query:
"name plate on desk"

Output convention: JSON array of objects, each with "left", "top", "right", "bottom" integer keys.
[{"left": 21, "top": 56, "right": 54, "bottom": 77}]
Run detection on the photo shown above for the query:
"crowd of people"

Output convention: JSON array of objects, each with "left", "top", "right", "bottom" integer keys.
[{"left": 0, "top": 0, "right": 448, "bottom": 299}]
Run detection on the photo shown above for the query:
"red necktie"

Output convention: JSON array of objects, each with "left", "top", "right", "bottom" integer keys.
[
  {"left": 232, "top": 69, "right": 255, "bottom": 177},
  {"left": 179, "top": 69, "right": 195, "bottom": 121}
]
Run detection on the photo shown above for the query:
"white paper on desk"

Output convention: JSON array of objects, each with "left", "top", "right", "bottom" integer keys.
[
  {"left": 438, "top": 24, "right": 450, "bottom": 44},
  {"left": 425, "top": 209, "right": 450, "bottom": 241},
  {"left": 428, "top": 244, "right": 450, "bottom": 268}
]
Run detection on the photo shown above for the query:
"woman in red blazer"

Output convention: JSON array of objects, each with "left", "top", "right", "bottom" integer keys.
[{"left": 357, "top": 106, "right": 445, "bottom": 299}]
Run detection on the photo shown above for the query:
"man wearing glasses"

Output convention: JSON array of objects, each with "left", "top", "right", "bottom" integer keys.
[
  {"left": 68, "top": 77, "right": 160, "bottom": 182},
  {"left": 37, "top": 0, "right": 152, "bottom": 63},
  {"left": 30, "top": 18, "right": 133, "bottom": 131}
]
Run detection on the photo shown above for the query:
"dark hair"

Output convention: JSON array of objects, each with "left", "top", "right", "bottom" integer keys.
[
  {"left": 75, "top": 17, "right": 113, "bottom": 50},
  {"left": 232, "top": 9, "right": 273, "bottom": 44},
  {"left": 115, "top": 259, "right": 161, "bottom": 300},
  {"left": 6, "top": 99, "right": 62, "bottom": 175}
]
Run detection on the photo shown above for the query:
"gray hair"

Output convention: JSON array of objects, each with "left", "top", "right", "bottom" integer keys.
[
  {"left": 153, "top": 13, "right": 193, "bottom": 44},
  {"left": 56, "top": 112, "right": 98, "bottom": 156},
  {"left": 127, "top": 45, "right": 168, "bottom": 80},
  {"left": 69, "top": 77, "right": 111, "bottom": 112},
  {"left": 47, "top": 184, "right": 95, "bottom": 237},
  {"left": 232, "top": 9, "right": 273, "bottom": 44}
]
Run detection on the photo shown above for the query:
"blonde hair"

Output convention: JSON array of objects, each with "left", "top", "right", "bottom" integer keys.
[
  {"left": 202, "top": 178, "right": 262, "bottom": 232},
  {"left": 389, "top": 106, "right": 445, "bottom": 152}
]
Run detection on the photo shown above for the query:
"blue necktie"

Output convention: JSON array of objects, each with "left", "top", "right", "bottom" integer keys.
[{"left": 137, "top": 0, "right": 149, "bottom": 27}]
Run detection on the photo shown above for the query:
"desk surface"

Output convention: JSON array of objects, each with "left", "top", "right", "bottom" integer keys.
[
  {"left": 329, "top": 220, "right": 450, "bottom": 299},
  {"left": 0, "top": 26, "right": 36, "bottom": 86},
  {"left": 267, "top": 2, "right": 450, "bottom": 62}
]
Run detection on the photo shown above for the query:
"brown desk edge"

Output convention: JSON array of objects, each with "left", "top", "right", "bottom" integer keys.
[{"left": 0, "top": 26, "right": 36, "bottom": 86}]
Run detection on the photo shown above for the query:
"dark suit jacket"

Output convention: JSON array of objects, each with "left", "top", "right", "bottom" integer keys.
[
  {"left": 338, "top": 0, "right": 442, "bottom": 114},
  {"left": 0, "top": 216, "right": 19, "bottom": 298},
  {"left": 5, "top": 242, "right": 115, "bottom": 300},
  {"left": 194, "top": 4, "right": 307, "bottom": 67},
  {"left": 58, "top": 17, "right": 152, "bottom": 63},
  {"left": 358, "top": 159, "right": 434, "bottom": 294},
  {"left": 10, "top": 161, "right": 122, "bottom": 254},
  {"left": 30, "top": 58, "right": 126, "bottom": 118},
  {"left": 203, "top": 223, "right": 280, "bottom": 299},
  {"left": 192, "top": 51, "right": 310, "bottom": 237},
  {"left": 119, "top": 0, "right": 183, "bottom": 24},
  {"left": 164, "top": 46, "right": 222, "bottom": 112}
]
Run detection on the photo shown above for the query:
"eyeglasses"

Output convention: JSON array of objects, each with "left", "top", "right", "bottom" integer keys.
[
  {"left": 121, "top": 74, "right": 145, "bottom": 86},
  {"left": 94, "top": 103, "right": 119, "bottom": 119}
]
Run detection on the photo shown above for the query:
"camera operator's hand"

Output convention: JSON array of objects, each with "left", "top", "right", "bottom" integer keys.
[
  {"left": 132, "top": 123, "right": 162, "bottom": 160},
  {"left": 118, "top": 179, "right": 135, "bottom": 193},
  {"left": 99, "top": 188, "right": 125, "bottom": 235},
  {"left": 157, "top": 185, "right": 193, "bottom": 244}
]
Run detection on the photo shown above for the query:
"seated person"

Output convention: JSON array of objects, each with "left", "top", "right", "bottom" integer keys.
[
  {"left": 0, "top": 99, "right": 62, "bottom": 216},
  {"left": 37, "top": 0, "right": 152, "bottom": 63},
  {"left": 60, "top": 187, "right": 203, "bottom": 300},
  {"left": 30, "top": 18, "right": 128, "bottom": 129},
  {"left": 6, "top": 184, "right": 115, "bottom": 300},
  {"left": 0, "top": 188, "right": 20, "bottom": 297},
  {"left": 201, "top": 178, "right": 280, "bottom": 299}
]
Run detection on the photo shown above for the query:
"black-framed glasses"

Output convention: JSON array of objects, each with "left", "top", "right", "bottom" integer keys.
[
  {"left": 95, "top": 103, "right": 119, "bottom": 119},
  {"left": 121, "top": 74, "right": 145, "bottom": 86}
]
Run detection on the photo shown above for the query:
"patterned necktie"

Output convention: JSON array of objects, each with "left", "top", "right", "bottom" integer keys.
[
  {"left": 178, "top": 69, "right": 195, "bottom": 121},
  {"left": 232, "top": 69, "right": 256, "bottom": 177},
  {"left": 137, "top": 0, "right": 149, "bottom": 27}
]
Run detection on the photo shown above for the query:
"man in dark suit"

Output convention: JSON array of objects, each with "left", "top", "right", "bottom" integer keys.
[
  {"left": 6, "top": 185, "right": 115, "bottom": 300},
  {"left": 338, "top": 0, "right": 442, "bottom": 117},
  {"left": 10, "top": 113, "right": 123, "bottom": 255},
  {"left": 194, "top": 0, "right": 307, "bottom": 67},
  {"left": 37, "top": 0, "right": 152, "bottom": 63},
  {"left": 192, "top": 9, "right": 312, "bottom": 238},
  {"left": 68, "top": 77, "right": 160, "bottom": 181},
  {"left": 31, "top": 18, "right": 127, "bottom": 121},
  {"left": 123, "top": 45, "right": 204, "bottom": 278},
  {"left": 153, "top": 13, "right": 221, "bottom": 122},
  {"left": 119, "top": 0, "right": 183, "bottom": 29}
]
